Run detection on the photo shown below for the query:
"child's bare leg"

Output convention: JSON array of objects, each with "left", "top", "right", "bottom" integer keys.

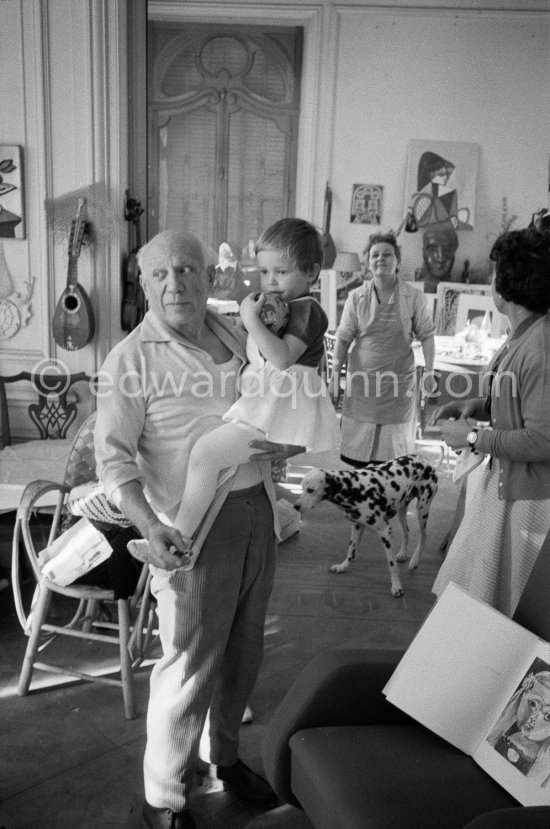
[{"left": 174, "top": 420, "right": 264, "bottom": 541}]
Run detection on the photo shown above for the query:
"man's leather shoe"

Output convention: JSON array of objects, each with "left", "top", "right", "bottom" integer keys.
[
  {"left": 196, "top": 758, "right": 276, "bottom": 806},
  {"left": 142, "top": 801, "right": 196, "bottom": 829}
]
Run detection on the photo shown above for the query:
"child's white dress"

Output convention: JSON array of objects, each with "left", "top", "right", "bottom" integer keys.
[
  {"left": 225, "top": 294, "right": 340, "bottom": 452},
  {"left": 225, "top": 336, "right": 341, "bottom": 452}
]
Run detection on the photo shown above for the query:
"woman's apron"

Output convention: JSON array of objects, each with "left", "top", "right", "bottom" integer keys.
[{"left": 342, "top": 285, "right": 416, "bottom": 425}]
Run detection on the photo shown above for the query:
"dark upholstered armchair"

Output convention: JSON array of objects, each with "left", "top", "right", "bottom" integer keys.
[{"left": 262, "top": 537, "right": 550, "bottom": 829}]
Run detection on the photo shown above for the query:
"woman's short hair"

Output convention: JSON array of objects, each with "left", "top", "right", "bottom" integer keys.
[
  {"left": 255, "top": 218, "right": 324, "bottom": 278},
  {"left": 490, "top": 228, "right": 550, "bottom": 313},
  {"left": 364, "top": 231, "right": 401, "bottom": 265}
]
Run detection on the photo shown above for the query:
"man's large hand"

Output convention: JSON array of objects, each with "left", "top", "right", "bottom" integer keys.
[
  {"left": 248, "top": 439, "right": 305, "bottom": 462},
  {"left": 113, "top": 480, "right": 189, "bottom": 570},
  {"left": 146, "top": 522, "right": 189, "bottom": 570}
]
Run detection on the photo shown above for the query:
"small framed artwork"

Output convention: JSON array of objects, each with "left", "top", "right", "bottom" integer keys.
[
  {"left": 455, "top": 292, "right": 504, "bottom": 338},
  {"left": 0, "top": 145, "right": 25, "bottom": 239},
  {"left": 435, "top": 282, "right": 492, "bottom": 336},
  {"left": 350, "top": 183, "right": 383, "bottom": 224}
]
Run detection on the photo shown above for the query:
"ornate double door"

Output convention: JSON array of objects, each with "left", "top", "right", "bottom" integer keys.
[{"left": 148, "top": 23, "right": 302, "bottom": 260}]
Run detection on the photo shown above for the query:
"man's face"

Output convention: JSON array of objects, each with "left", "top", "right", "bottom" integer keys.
[
  {"left": 423, "top": 231, "right": 457, "bottom": 281},
  {"left": 140, "top": 236, "right": 211, "bottom": 334}
]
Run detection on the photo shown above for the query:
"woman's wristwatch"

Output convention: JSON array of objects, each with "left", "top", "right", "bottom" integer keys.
[{"left": 466, "top": 427, "right": 479, "bottom": 451}]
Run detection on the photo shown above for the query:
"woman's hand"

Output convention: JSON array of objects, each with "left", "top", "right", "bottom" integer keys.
[
  {"left": 429, "top": 397, "right": 484, "bottom": 426},
  {"left": 248, "top": 439, "right": 305, "bottom": 462},
  {"left": 422, "top": 370, "right": 438, "bottom": 396},
  {"left": 437, "top": 416, "right": 477, "bottom": 453},
  {"left": 328, "top": 371, "right": 342, "bottom": 405},
  {"left": 239, "top": 292, "right": 264, "bottom": 330}
]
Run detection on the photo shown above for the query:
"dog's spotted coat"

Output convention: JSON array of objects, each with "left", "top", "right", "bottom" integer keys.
[{"left": 295, "top": 455, "right": 438, "bottom": 597}]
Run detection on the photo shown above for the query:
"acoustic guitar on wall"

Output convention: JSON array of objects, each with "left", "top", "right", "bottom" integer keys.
[{"left": 52, "top": 198, "right": 95, "bottom": 351}]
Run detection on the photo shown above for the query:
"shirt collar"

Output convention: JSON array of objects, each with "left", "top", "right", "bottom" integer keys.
[{"left": 140, "top": 309, "right": 247, "bottom": 362}]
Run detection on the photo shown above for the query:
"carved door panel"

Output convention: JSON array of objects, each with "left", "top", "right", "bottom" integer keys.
[{"left": 148, "top": 24, "right": 302, "bottom": 257}]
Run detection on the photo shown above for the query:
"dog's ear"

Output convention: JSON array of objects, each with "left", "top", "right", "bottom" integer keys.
[{"left": 311, "top": 470, "right": 331, "bottom": 499}]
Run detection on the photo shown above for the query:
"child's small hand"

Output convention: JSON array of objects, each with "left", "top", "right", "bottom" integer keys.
[{"left": 239, "top": 292, "right": 264, "bottom": 329}]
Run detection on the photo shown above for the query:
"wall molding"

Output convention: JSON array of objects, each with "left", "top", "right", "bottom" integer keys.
[
  {"left": 335, "top": 3, "right": 548, "bottom": 18},
  {"left": 89, "top": 0, "right": 127, "bottom": 362}
]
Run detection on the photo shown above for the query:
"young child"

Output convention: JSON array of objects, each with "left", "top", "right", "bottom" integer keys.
[{"left": 129, "top": 218, "right": 340, "bottom": 567}]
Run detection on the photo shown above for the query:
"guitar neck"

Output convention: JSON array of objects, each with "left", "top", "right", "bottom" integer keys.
[
  {"left": 66, "top": 254, "right": 80, "bottom": 289},
  {"left": 326, "top": 199, "right": 332, "bottom": 230},
  {"left": 134, "top": 217, "right": 142, "bottom": 250}
]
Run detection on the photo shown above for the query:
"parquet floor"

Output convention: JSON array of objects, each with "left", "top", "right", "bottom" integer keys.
[{"left": 0, "top": 443, "right": 459, "bottom": 829}]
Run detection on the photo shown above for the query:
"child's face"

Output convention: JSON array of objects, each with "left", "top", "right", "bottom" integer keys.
[{"left": 257, "top": 249, "right": 317, "bottom": 301}]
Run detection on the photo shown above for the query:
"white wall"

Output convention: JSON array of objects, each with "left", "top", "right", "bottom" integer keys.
[
  {"left": 328, "top": 6, "right": 550, "bottom": 279},
  {"left": 0, "top": 0, "right": 125, "bottom": 438},
  {"left": 0, "top": 1, "right": 41, "bottom": 364}
]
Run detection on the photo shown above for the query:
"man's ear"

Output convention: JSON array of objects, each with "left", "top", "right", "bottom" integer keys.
[
  {"left": 139, "top": 273, "right": 149, "bottom": 298},
  {"left": 206, "top": 264, "right": 216, "bottom": 285}
]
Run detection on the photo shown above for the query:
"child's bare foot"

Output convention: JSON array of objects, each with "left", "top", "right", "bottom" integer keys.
[{"left": 126, "top": 539, "right": 154, "bottom": 564}]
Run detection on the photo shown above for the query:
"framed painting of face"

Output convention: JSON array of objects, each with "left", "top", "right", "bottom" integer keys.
[{"left": 404, "top": 139, "right": 480, "bottom": 232}]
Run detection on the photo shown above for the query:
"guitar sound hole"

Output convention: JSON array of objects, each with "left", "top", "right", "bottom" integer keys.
[{"left": 63, "top": 294, "right": 80, "bottom": 312}]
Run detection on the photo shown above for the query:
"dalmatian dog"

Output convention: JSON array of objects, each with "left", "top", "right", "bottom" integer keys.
[{"left": 294, "top": 455, "right": 438, "bottom": 598}]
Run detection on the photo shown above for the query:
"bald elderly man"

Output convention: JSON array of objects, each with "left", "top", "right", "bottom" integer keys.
[{"left": 95, "top": 230, "right": 302, "bottom": 829}]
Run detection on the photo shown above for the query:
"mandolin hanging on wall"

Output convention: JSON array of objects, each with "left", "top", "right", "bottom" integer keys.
[{"left": 52, "top": 198, "right": 95, "bottom": 351}]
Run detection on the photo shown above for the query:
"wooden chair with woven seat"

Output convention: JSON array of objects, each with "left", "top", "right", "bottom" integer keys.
[{"left": 11, "top": 412, "right": 156, "bottom": 720}]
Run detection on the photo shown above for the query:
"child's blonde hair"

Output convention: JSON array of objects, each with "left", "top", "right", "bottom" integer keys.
[{"left": 255, "top": 218, "right": 324, "bottom": 282}]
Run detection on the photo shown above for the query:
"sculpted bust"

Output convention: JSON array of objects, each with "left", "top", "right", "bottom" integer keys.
[{"left": 415, "top": 221, "right": 459, "bottom": 293}]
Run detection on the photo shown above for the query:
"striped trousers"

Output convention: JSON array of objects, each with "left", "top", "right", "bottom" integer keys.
[{"left": 144, "top": 484, "right": 276, "bottom": 812}]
